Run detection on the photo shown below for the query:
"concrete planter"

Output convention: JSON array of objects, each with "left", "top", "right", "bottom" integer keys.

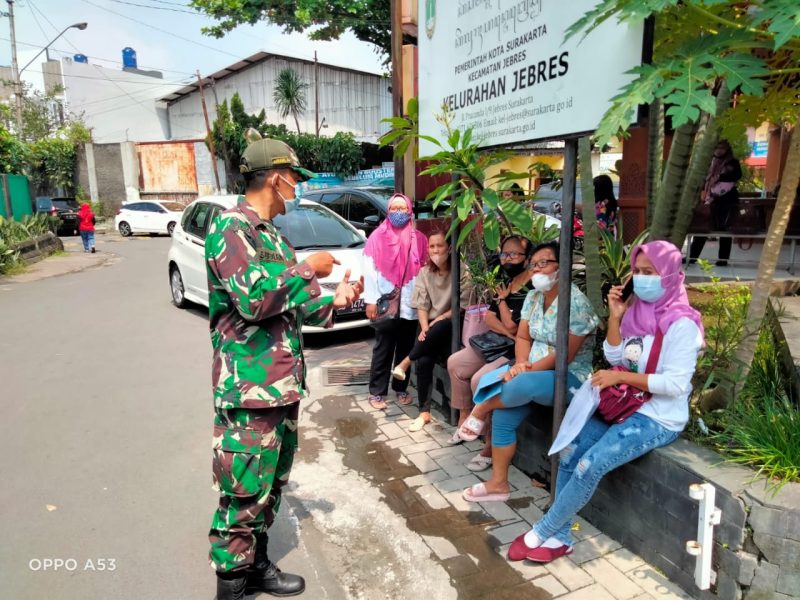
[{"left": 12, "top": 232, "right": 63, "bottom": 265}]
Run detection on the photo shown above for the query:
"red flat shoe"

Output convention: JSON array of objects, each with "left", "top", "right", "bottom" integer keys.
[
  {"left": 507, "top": 533, "right": 538, "bottom": 562},
  {"left": 526, "top": 543, "right": 573, "bottom": 563}
]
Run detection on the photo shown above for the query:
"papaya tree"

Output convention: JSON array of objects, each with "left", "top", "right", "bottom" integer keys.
[{"left": 570, "top": 0, "right": 800, "bottom": 404}]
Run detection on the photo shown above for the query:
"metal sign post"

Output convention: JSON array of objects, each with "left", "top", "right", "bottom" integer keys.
[{"left": 550, "top": 138, "right": 578, "bottom": 500}]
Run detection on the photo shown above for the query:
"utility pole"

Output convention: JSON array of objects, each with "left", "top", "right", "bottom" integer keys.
[
  {"left": 314, "top": 51, "right": 320, "bottom": 137},
  {"left": 390, "top": 0, "right": 404, "bottom": 194},
  {"left": 196, "top": 70, "right": 221, "bottom": 193},
  {"left": 209, "top": 78, "right": 230, "bottom": 191},
  {"left": 6, "top": 0, "right": 23, "bottom": 134}
]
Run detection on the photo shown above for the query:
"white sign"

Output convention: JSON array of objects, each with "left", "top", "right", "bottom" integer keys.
[{"left": 418, "top": 0, "right": 644, "bottom": 150}]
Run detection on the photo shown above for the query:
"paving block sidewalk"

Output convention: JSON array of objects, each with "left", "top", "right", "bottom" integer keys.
[{"left": 346, "top": 389, "right": 694, "bottom": 600}]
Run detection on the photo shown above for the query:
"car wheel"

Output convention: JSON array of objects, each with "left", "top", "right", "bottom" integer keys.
[
  {"left": 167, "top": 221, "right": 176, "bottom": 236},
  {"left": 118, "top": 221, "right": 132, "bottom": 237},
  {"left": 170, "top": 266, "right": 188, "bottom": 308}
]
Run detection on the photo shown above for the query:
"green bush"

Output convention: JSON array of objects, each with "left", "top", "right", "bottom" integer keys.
[
  {"left": 689, "top": 265, "right": 752, "bottom": 398},
  {"left": 279, "top": 131, "right": 363, "bottom": 177},
  {"left": 0, "top": 234, "right": 19, "bottom": 274},
  {"left": 710, "top": 328, "right": 800, "bottom": 485}
]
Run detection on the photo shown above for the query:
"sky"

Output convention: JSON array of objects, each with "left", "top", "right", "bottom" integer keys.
[{"left": 0, "top": 0, "right": 387, "bottom": 90}]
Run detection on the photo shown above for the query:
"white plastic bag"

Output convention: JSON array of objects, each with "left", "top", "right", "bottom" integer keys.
[{"left": 549, "top": 379, "right": 600, "bottom": 455}]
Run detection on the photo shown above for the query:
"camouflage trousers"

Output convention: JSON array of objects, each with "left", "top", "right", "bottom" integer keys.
[{"left": 208, "top": 402, "right": 299, "bottom": 572}]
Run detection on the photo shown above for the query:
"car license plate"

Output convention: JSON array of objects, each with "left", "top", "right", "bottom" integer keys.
[{"left": 336, "top": 298, "right": 366, "bottom": 315}]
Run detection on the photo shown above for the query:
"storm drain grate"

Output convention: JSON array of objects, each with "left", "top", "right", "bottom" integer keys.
[{"left": 323, "top": 364, "right": 371, "bottom": 386}]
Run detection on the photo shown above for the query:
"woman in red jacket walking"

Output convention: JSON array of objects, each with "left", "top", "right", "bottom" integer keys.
[{"left": 77, "top": 203, "right": 96, "bottom": 253}]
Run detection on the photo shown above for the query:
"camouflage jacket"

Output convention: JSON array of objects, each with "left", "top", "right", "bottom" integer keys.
[{"left": 205, "top": 197, "right": 333, "bottom": 410}]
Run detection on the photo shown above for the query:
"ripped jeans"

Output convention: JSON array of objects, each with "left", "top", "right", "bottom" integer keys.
[{"left": 532, "top": 413, "right": 680, "bottom": 546}]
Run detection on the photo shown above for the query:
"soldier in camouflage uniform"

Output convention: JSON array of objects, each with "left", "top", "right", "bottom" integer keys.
[{"left": 206, "top": 136, "right": 362, "bottom": 600}]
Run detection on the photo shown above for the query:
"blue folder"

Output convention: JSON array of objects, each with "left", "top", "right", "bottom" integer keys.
[{"left": 473, "top": 364, "right": 511, "bottom": 405}]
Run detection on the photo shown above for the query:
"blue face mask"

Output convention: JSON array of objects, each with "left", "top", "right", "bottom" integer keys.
[
  {"left": 388, "top": 211, "right": 411, "bottom": 228},
  {"left": 633, "top": 274, "right": 666, "bottom": 303},
  {"left": 283, "top": 196, "right": 300, "bottom": 213},
  {"left": 276, "top": 174, "right": 302, "bottom": 213}
]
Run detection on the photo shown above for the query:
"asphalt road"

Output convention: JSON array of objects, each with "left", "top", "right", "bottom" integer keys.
[{"left": 0, "top": 235, "right": 370, "bottom": 600}]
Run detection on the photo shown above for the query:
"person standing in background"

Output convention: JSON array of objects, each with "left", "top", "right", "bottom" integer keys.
[
  {"left": 77, "top": 202, "right": 96, "bottom": 253},
  {"left": 593, "top": 175, "right": 618, "bottom": 238},
  {"left": 690, "top": 140, "right": 742, "bottom": 266},
  {"left": 363, "top": 194, "right": 428, "bottom": 410}
]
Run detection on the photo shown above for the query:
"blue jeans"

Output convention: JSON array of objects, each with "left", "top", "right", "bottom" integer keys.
[
  {"left": 532, "top": 413, "right": 680, "bottom": 546},
  {"left": 80, "top": 231, "right": 95, "bottom": 251},
  {"left": 476, "top": 370, "right": 580, "bottom": 448}
]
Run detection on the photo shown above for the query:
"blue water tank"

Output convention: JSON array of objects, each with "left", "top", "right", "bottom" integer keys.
[
  {"left": 122, "top": 47, "right": 137, "bottom": 69},
  {"left": 73, "top": 54, "right": 88, "bottom": 63}
]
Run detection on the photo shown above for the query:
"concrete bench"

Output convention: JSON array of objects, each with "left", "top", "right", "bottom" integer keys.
[{"left": 685, "top": 231, "right": 800, "bottom": 274}]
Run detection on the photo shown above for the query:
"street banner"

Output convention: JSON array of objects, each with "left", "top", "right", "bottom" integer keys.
[{"left": 418, "top": 0, "right": 644, "bottom": 151}]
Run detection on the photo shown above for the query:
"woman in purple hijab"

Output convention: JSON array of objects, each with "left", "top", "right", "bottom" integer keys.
[{"left": 507, "top": 241, "right": 705, "bottom": 564}]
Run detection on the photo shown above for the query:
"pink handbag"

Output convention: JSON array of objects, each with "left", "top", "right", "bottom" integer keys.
[{"left": 461, "top": 303, "right": 490, "bottom": 343}]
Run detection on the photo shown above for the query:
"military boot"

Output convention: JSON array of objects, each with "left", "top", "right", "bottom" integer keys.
[
  {"left": 216, "top": 570, "right": 247, "bottom": 600},
  {"left": 246, "top": 533, "right": 306, "bottom": 597}
]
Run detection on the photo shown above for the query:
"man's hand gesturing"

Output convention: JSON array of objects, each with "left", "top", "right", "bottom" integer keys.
[{"left": 333, "top": 269, "right": 363, "bottom": 308}]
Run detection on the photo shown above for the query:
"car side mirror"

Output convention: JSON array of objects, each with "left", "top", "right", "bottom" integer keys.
[
  {"left": 364, "top": 215, "right": 380, "bottom": 226},
  {"left": 357, "top": 229, "right": 367, "bottom": 237}
]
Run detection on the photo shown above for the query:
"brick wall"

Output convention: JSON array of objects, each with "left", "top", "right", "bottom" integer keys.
[{"left": 92, "top": 144, "right": 126, "bottom": 210}]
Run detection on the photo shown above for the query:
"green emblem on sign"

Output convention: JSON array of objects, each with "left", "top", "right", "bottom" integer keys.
[{"left": 425, "top": 0, "right": 435, "bottom": 39}]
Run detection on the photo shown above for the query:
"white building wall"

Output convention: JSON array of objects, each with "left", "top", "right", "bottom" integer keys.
[
  {"left": 167, "top": 57, "right": 391, "bottom": 143},
  {"left": 60, "top": 59, "right": 187, "bottom": 144}
]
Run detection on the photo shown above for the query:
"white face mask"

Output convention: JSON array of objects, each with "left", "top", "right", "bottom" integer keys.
[{"left": 531, "top": 271, "right": 558, "bottom": 292}]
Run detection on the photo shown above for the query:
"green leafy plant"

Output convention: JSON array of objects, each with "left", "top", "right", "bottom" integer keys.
[
  {"left": 0, "top": 221, "right": 19, "bottom": 275},
  {"left": 598, "top": 224, "right": 650, "bottom": 287},
  {"left": 0, "top": 125, "right": 31, "bottom": 174},
  {"left": 689, "top": 262, "right": 752, "bottom": 410},
  {"left": 463, "top": 256, "right": 502, "bottom": 305},
  {"left": 710, "top": 328, "right": 800, "bottom": 486},
  {"left": 191, "top": 0, "right": 391, "bottom": 60},
  {"left": 381, "top": 99, "right": 538, "bottom": 252},
  {"left": 526, "top": 210, "right": 561, "bottom": 245},
  {"left": 29, "top": 137, "right": 77, "bottom": 193},
  {"left": 208, "top": 93, "right": 363, "bottom": 190},
  {"left": 281, "top": 131, "right": 363, "bottom": 177}
]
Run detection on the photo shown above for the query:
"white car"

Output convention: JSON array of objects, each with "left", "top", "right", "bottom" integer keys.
[
  {"left": 115, "top": 200, "right": 185, "bottom": 237},
  {"left": 167, "top": 195, "right": 369, "bottom": 333}
]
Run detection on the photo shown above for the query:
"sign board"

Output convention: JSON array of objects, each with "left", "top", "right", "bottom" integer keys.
[
  {"left": 297, "top": 167, "right": 395, "bottom": 195},
  {"left": 750, "top": 141, "right": 768, "bottom": 159},
  {"left": 418, "top": 0, "right": 644, "bottom": 151}
]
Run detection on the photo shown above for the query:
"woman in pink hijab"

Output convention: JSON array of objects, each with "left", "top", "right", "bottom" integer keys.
[
  {"left": 362, "top": 193, "right": 428, "bottom": 410},
  {"left": 508, "top": 241, "right": 704, "bottom": 565}
]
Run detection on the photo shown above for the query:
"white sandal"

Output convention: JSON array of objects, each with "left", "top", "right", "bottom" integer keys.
[
  {"left": 408, "top": 416, "right": 430, "bottom": 432},
  {"left": 466, "top": 454, "right": 493, "bottom": 472},
  {"left": 445, "top": 430, "right": 463, "bottom": 445}
]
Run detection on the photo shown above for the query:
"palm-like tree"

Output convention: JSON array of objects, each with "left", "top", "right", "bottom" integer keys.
[{"left": 273, "top": 68, "right": 308, "bottom": 133}]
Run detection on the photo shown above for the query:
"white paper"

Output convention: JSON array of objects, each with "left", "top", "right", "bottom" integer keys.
[{"left": 549, "top": 379, "right": 600, "bottom": 455}]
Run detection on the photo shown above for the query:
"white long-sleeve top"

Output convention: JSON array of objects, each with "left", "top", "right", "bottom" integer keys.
[
  {"left": 603, "top": 317, "right": 703, "bottom": 431},
  {"left": 362, "top": 255, "right": 418, "bottom": 320}
]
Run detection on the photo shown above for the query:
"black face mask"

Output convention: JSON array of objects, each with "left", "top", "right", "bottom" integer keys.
[{"left": 501, "top": 262, "right": 526, "bottom": 278}]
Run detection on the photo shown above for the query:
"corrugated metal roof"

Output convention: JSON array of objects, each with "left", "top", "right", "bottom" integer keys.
[{"left": 159, "top": 50, "right": 384, "bottom": 105}]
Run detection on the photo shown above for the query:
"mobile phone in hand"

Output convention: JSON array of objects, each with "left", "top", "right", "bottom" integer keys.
[{"left": 620, "top": 277, "right": 634, "bottom": 302}]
